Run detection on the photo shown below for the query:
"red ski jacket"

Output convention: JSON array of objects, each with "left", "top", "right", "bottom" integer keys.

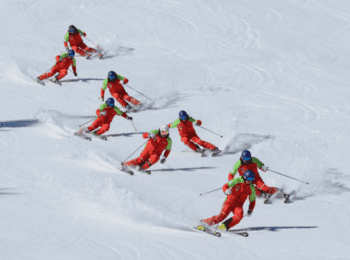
[
  {"left": 54, "top": 53, "right": 76, "bottom": 73},
  {"left": 142, "top": 130, "right": 172, "bottom": 158},
  {"left": 101, "top": 76, "right": 129, "bottom": 98},
  {"left": 168, "top": 117, "right": 200, "bottom": 137},
  {"left": 228, "top": 157, "right": 264, "bottom": 181},
  {"left": 96, "top": 103, "right": 127, "bottom": 123},
  {"left": 64, "top": 30, "right": 86, "bottom": 48},
  {"left": 223, "top": 176, "right": 256, "bottom": 211}
]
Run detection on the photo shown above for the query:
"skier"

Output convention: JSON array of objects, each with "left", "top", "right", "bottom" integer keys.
[
  {"left": 228, "top": 150, "right": 280, "bottom": 197},
  {"left": 100, "top": 71, "right": 141, "bottom": 110},
  {"left": 64, "top": 25, "right": 99, "bottom": 59},
  {"left": 168, "top": 110, "right": 221, "bottom": 155},
  {"left": 78, "top": 98, "right": 132, "bottom": 136},
  {"left": 197, "top": 170, "right": 256, "bottom": 231},
  {"left": 123, "top": 125, "right": 172, "bottom": 170},
  {"left": 36, "top": 50, "right": 77, "bottom": 84}
]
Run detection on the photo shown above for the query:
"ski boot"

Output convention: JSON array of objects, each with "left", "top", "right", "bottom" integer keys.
[
  {"left": 217, "top": 223, "right": 227, "bottom": 231},
  {"left": 211, "top": 147, "right": 222, "bottom": 157},
  {"left": 86, "top": 53, "right": 92, "bottom": 59},
  {"left": 283, "top": 193, "right": 291, "bottom": 203},
  {"left": 195, "top": 147, "right": 206, "bottom": 157}
]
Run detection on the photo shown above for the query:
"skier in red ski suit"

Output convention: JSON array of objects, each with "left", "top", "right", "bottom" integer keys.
[
  {"left": 36, "top": 50, "right": 77, "bottom": 83},
  {"left": 168, "top": 110, "right": 220, "bottom": 154},
  {"left": 197, "top": 170, "right": 256, "bottom": 231},
  {"left": 123, "top": 125, "right": 172, "bottom": 170},
  {"left": 64, "top": 25, "right": 97, "bottom": 58},
  {"left": 229, "top": 150, "right": 280, "bottom": 197},
  {"left": 80, "top": 98, "right": 132, "bottom": 136},
  {"left": 101, "top": 71, "right": 141, "bottom": 109}
]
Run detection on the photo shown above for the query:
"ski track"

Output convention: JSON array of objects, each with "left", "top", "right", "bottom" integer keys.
[{"left": 1, "top": 0, "right": 350, "bottom": 259}]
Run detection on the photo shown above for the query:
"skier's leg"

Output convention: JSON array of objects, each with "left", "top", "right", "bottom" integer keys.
[
  {"left": 202, "top": 201, "right": 233, "bottom": 226},
  {"left": 85, "top": 46, "right": 97, "bottom": 54},
  {"left": 71, "top": 45, "right": 86, "bottom": 56},
  {"left": 38, "top": 66, "right": 60, "bottom": 80},
  {"left": 56, "top": 69, "right": 68, "bottom": 80},
  {"left": 255, "top": 178, "right": 279, "bottom": 195},
  {"left": 87, "top": 117, "right": 104, "bottom": 132},
  {"left": 141, "top": 153, "right": 160, "bottom": 169},
  {"left": 123, "top": 94, "right": 141, "bottom": 106},
  {"left": 222, "top": 206, "right": 244, "bottom": 229},
  {"left": 112, "top": 93, "right": 128, "bottom": 107},
  {"left": 191, "top": 136, "right": 216, "bottom": 150},
  {"left": 124, "top": 149, "right": 150, "bottom": 167},
  {"left": 95, "top": 123, "right": 110, "bottom": 135},
  {"left": 181, "top": 137, "right": 198, "bottom": 151}
]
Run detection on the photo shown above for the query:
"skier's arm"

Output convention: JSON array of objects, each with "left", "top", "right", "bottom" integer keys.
[
  {"left": 78, "top": 29, "right": 86, "bottom": 37},
  {"left": 101, "top": 79, "right": 108, "bottom": 99},
  {"left": 189, "top": 117, "right": 196, "bottom": 123},
  {"left": 113, "top": 106, "right": 127, "bottom": 118},
  {"left": 71, "top": 58, "right": 77, "bottom": 74},
  {"left": 253, "top": 157, "right": 268, "bottom": 172},
  {"left": 97, "top": 103, "right": 108, "bottom": 116},
  {"left": 223, "top": 176, "right": 244, "bottom": 193},
  {"left": 168, "top": 119, "right": 181, "bottom": 128},
  {"left": 142, "top": 129, "right": 159, "bottom": 139},
  {"left": 228, "top": 160, "right": 242, "bottom": 180},
  {"left": 64, "top": 32, "right": 70, "bottom": 48},
  {"left": 248, "top": 185, "right": 256, "bottom": 211},
  {"left": 163, "top": 137, "right": 172, "bottom": 158},
  {"left": 117, "top": 75, "right": 129, "bottom": 84}
]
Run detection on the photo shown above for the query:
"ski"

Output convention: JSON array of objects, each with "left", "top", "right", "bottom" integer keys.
[
  {"left": 119, "top": 168, "right": 134, "bottom": 176},
  {"left": 194, "top": 227, "right": 221, "bottom": 237},
  {"left": 226, "top": 231, "right": 249, "bottom": 237},
  {"left": 228, "top": 226, "right": 318, "bottom": 232},
  {"left": 89, "top": 132, "right": 108, "bottom": 140},
  {"left": 74, "top": 132, "right": 91, "bottom": 141},
  {"left": 50, "top": 78, "right": 62, "bottom": 86},
  {"left": 151, "top": 166, "right": 216, "bottom": 172},
  {"left": 104, "top": 132, "right": 144, "bottom": 138},
  {"left": 34, "top": 79, "right": 45, "bottom": 86}
]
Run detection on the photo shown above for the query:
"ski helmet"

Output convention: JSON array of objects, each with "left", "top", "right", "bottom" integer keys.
[
  {"left": 241, "top": 150, "right": 251, "bottom": 161},
  {"left": 160, "top": 125, "right": 169, "bottom": 136},
  {"left": 68, "top": 50, "right": 75, "bottom": 58},
  {"left": 179, "top": 110, "right": 188, "bottom": 120},
  {"left": 242, "top": 170, "right": 255, "bottom": 181},
  {"left": 106, "top": 98, "right": 115, "bottom": 107},
  {"left": 108, "top": 71, "right": 117, "bottom": 80},
  {"left": 68, "top": 25, "right": 77, "bottom": 33}
]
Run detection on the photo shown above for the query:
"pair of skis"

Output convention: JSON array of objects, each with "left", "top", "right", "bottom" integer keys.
[
  {"left": 74, "top": 132, "right": 107, "bottom": 141},
  {"left": 119, "top": 166, "right": 216, "bottom": 176},
  {"left": 194, "top": 227, "right": 248, "bottom": 237},
  {"left": 262, "top": 191, "right": 304, "bottom": 204},
  {"left": 35, "top": 78, "right": 62, "bottom": 86}
]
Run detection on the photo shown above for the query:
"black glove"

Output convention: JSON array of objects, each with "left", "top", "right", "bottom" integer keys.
[
  {"left": 126, "top": 116, "right": 133, "bottom": 121},
  {"left": 160, "top": 158, "right": 166, "bottom": 164},
  {"left": 247, "top": 209, "right": 253, "bottom": 217},
  {"left": 74, "top": 72, "right": 77, "bottom": 77}
]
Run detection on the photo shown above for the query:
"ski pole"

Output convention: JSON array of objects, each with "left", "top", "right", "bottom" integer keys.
[
  {"left": 68, "top": 68, "right": 81, "bottom": 80},
  {"left": 122, "top": 140, "right": 147, "bottom": 163},
  {"left": 198, "top": 125, "right": 223, "bottom": 138},
  {"left": 124, "top": 84, "right": 152, "bottom": 101},
  {"left": 268, "top": 169, "right": 309, "bottom": 184},
  {"left": 131, "top": 120, "right": 137, "bottom": 131},
  {"left": 199, "top": 187, "right": 221, "bottom": 196},
  {"left": 79, "top": 117, "right": 96, "bottom": 127},
  {"left": 85, "top": 37, "right": 103, "bottom": 50}
]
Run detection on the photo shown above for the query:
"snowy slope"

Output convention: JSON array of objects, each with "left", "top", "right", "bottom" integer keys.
[{"left": 1, "top": 0, "right": 350, "bottom": 259}]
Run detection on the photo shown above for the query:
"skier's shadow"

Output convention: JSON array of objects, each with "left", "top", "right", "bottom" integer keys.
[{"left": 0, "top": 188, "right": 19, "bottom": 196}]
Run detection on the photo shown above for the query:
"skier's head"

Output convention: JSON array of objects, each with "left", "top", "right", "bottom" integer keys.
[
  {"left": 160, "top": 125, "right": 169, "bottom": 137},
  {"left": 108, "top": 71, "right": 118, "bottom": 82},
  {"left": 179, "top": 110, "right": 188, "bottom": 121},
  {"left": 68, "top": 25, "right": 77, "bottom": 34},
  {"left": 242, "top": 170, "right": 255, "bottom": 184},
  {"left": 106, "top": 98, "right": 115, "bottom": 108},
  {"left": 241, "top": 150, "right": 252, "bottom": 163},
  {"left": 68, "top": 50, "right": 75, "bottom": 59}
]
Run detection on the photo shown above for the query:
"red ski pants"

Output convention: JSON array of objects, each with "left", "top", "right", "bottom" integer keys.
[
  {"left": 203, "top": 200, "right": 244, "bottom": 229},
  {"left": 87, "top": 117, "right": 111, "bottom": 135},
  {"left": 181, "top": 135, "right": 216, "bottom": 151},
  {"left": 124, "top": 148, "right": 160, "bottom": 170},
  {"left": 254, "top": 178, "right": 279, "bottom": 196},
  {"left": 112, "top": 92, "right": 141, "bottom": 108},
  {"left": 72, "top": 42, "right": 96, "bottom": 56},
  {"left": 38, "top": 66, "right": 67, "bottom": 81}
]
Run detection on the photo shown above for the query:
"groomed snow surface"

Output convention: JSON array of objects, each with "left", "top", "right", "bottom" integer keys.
[{"left": 1, "top": 0, "right": 349, "bottom": 259}]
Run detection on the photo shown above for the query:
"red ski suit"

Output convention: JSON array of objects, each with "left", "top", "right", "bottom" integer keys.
[
  {"left": 101, "top": 77, "right": 140, "bottom": 108},
  {"left": 124, "top": 130, "right": 172, "bottom": 170},
  {"left": 228, "top": 157, "right": 278, "bottom": 196},
  {"left": 38, "top": 53, "right": 77, "bottom": 81},
  {"left": 168, "top": 117, "right": 216, "bottom": 151},
  {"left": 203, "top": 176, "right": 256, "bottom": 229},
  {"left": 64, "top": 30, "right": 96, "bottom": 56},
  {"left": 87, "top": 103, "right": 127, "bottom": 135}
]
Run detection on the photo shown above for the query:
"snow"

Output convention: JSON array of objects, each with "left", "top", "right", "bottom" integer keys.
[{"left": 1, "top": 0, "right": 350, "bottom": 259}]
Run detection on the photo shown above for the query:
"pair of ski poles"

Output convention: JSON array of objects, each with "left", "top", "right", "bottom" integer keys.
[{"left": 199, "top": 170, "right": 309, "bottom": 196}]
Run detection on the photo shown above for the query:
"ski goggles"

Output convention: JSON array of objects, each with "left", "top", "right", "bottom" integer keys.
[
  {"left": 243, "top": 157, "right": 251, "bottom": 161},
  {"left": 161, "top": 131, "right": 169, "bottom": 135},
  {"left": 180, "top": 116, "right": 188, "bottom": 120},
  {"left": 107, "top": 102, "right": 114, "bottom": 107},
  {"left": 70, "top": 28, "right": 75, "bottom": 32},
  {"left": 108, "top": 75, "right": 116, "bottom": 80}
]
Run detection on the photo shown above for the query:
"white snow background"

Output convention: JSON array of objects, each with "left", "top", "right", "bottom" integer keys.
[{"left": 1, "top": 0, "right": 349, "bottom": 259}]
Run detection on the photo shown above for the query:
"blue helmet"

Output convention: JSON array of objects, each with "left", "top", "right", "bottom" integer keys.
[
  {"left": 106, "top": 98, "right": 115, "bottom": 107},
  {"left": 108, "top": 71, "right": 117, "bottom": 80},
  {"left": 241, "top": 150, "right": 251, "bottom": 161},
  {"left": 243, "top": 170, "right": 255, "bottom": 181},
  {"left": 179, "top": 110, "right": 188, "bottom": 120},
  {"left": 68, "top": 50, "right": 75, "bottom": 57}
]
